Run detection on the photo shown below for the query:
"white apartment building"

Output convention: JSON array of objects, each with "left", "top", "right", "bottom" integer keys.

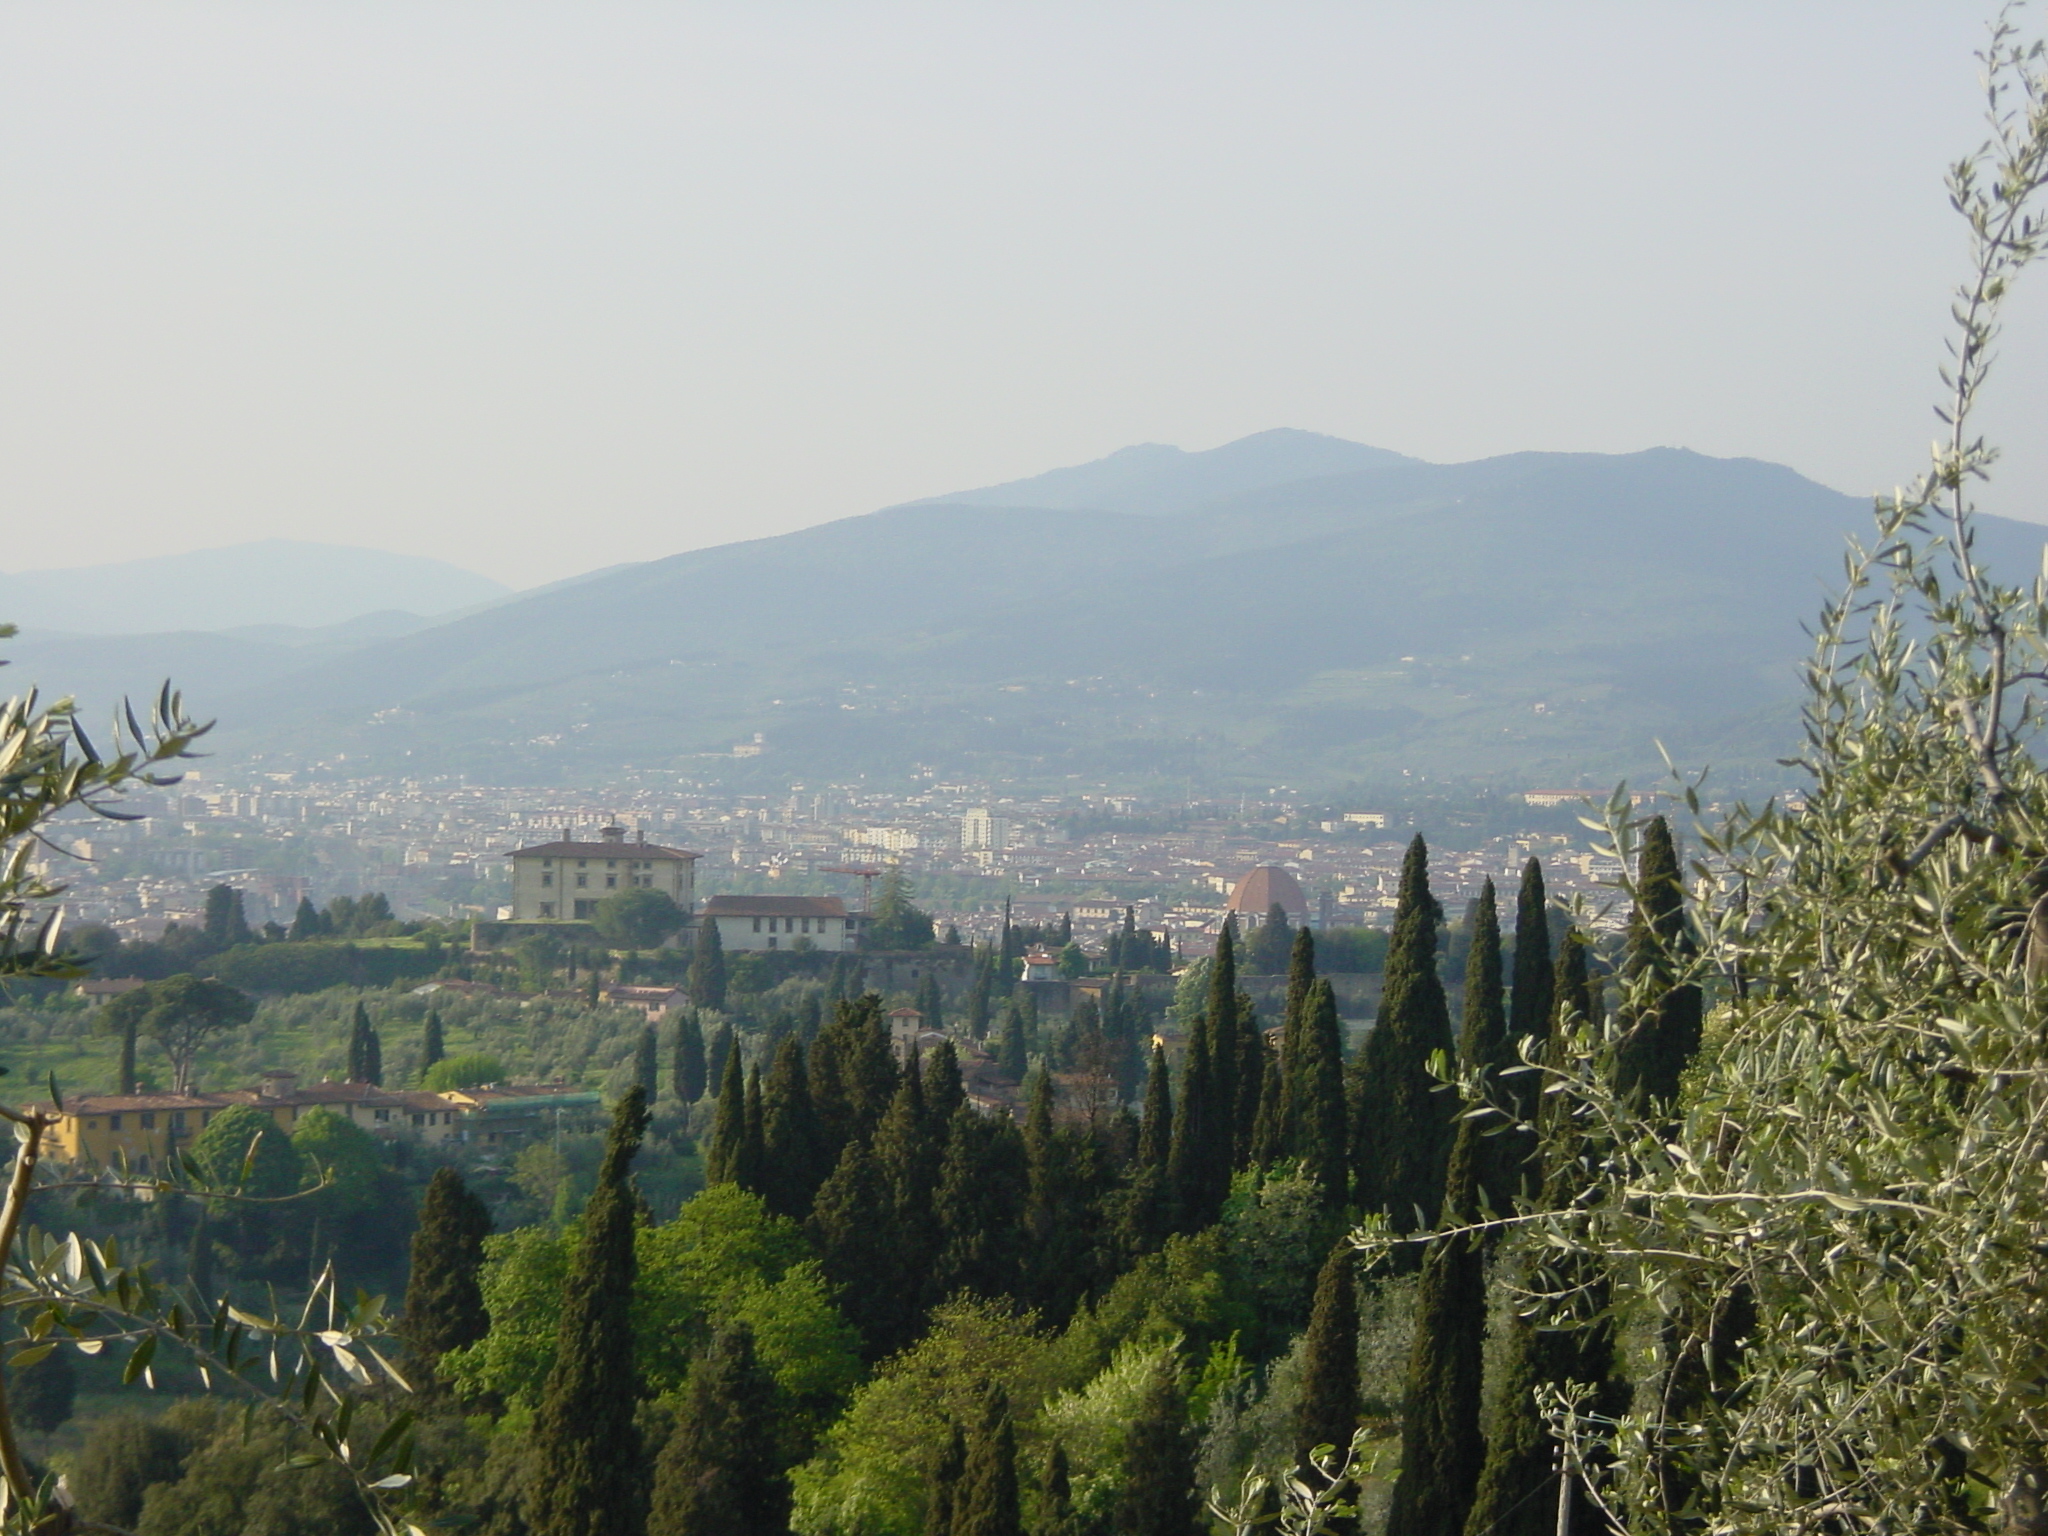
[
  {"left": 700, "top": 894, "right": 857, "bottom": 952},
  {"left": 960, "top": 807, "right": 1012, "bottom": 852}
]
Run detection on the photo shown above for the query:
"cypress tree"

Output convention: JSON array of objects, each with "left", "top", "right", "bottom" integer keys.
[
  {"left": 1022, "top": 1068, "right": 1105, "bottom": 1323},
  {"left": 1296, "top": 1242, "right": 1361, "bottom": 1470},
  {"left": 707, "top": 1023, "right": 735, "bottom": 1096},
  {"left": 1137, "top": 1043, "right": 1172, "bottom": 1169},
  {"left": 1351, "top": 835, "right": 1455, "bottom": 1233},
  {"left": 996, "top": 1004, "right": 1029, "bottom": 1082},
  {"left": 1040, "top": 1443, "right": 1085, "bottom": 1536},
  {"left": 738, "top": 1064, "right": 767, "bottom": 1194},
  {"left": 873, "top": 1063, "right": 939, "bottom": 1351},
  {"left": 421, "top": 1009, "right": 446, "bottom": 1076},
  {"left": 1249, "top": 1053, "right": 1285, "bottom": 1167},
  {"left": 675, "top": 1011, "right": 708, "bottom": 1103},
  {"left": 347, "top": 1002, "right": 375, "bottom": 1084},
  {"left": 1297, "top": 978, "right": 1349, "bottom": 1207},
  {"left": 1457, "top": 878, "right": 1513, "bottom": 1216},
  {"left": 289, "top": 895, "right": 321, "bottom": 941},
  {"left": 926, "top": 1423, "right": 967, "bottom": 1536},
  {"left": 399, "top": 1167, "right": 493, "bottom": 1380},
  {"left": 1384, "top": 1111, "right": 1487, "bottom": 1536},
  {"left": 1502, "top": 859, "right": 1554, "bottom": 1200},
  {"left": 706, "top": 1046, "right": 746, "bottom": 1185},
  {"left": 1114, "top": 1355, "right": 1199, "bottom": 1536},
  {"left": 916, "top": 968, "right": 944, "bottom": 1033},
  {"left": 1166, "top": 1014, "right": 1220, "bottom": 1230},
  {"left": 1278, "top": 926, "right": 1318, "bottom": 1148},
  {"left": 957, "top": 1383, "right": 1022, "bottom": 1536},
  {"left": 933, "top": 1105, "right": 1028, "bottom": 1301},
  {"left": 636, "top": 1025, "right": 660, "bottom": 1101},
  {"left": 689, "top": 917, "right": 727, "bottom": 1011},
  {"left": 1614, "top": 816, "right": 1701, "bottom": 1109},
  {"left": 1121, "top": 1043, "right": 1174, "bottom": 1255},
  {"left": 806, "top": 1140, "right": 897, "bottom": 1357},
  {"left": 924, "top": 1037, "right": 967, "bottom": 1127},
  {"left": 118, "top": 1013, "right": 137, "bottom": 1097},
  {"left": 966, "top": 971, "right": 992, "bottom": 1042},
  {"left": 1463, "top": 941, "right": 1626, "bottom": 1536},
  {"left": 188, "top": 1207, "right": 214, "bottom": 1300},
  {"left": 524, "top": 1086, "right": 650, "bottom": 1536},
  {"left": 820, "top": 994, "right": 900, "bottom": 1141},
  {"left": 365, "top": 1015, "right": 383, "bottom": 1087},
  {"left": 647, "top": 1325, "right": 786, "bottom": 1536},
  {"left": 761, "top": 1037, "right": 826, "bottom": 1218}
]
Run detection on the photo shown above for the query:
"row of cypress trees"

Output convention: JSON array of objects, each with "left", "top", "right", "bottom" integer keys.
[{"left": 1281, "top": 816, "right": 1703, "bottom": 1536}]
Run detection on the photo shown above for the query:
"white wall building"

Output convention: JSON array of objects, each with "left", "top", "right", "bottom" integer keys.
[
  {"left": 960, "top": 808, "right": 1012, "bottom": 852},
  {"left": 701, "top": 894, "right": 858, "bottom": 952}
]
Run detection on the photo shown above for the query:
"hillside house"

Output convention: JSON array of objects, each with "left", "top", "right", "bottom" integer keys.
[
  {"left": 700, "top": 894, "right": 857, "bottom": 952},
  {"left": 507, "top": 824, "right": 699, "bottom": 923}
]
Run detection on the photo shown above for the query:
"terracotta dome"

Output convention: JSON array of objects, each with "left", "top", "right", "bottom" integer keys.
[{"left": 1225, "top": 865, "right": 1310, "bottom": 924}]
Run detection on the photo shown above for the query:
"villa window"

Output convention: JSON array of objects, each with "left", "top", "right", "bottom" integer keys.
[
  {"left": 140, "top": 1113, "right": 156, "bottom": 1130},
  {"left": 753, "top": 918, "right": 761, "bottom": 932},
  {"left": 542, "top": 873, "right": 553, "bottom": 886},
  {"left": 576, "top": 874, "right": 588, "bottom": 888},
  {"left": 109, "top": 1114, "right": 122, "bottom": 1131},
  {"left": 540, "top": 902, "right": 556, "bottom": 918},
  {"left": 606, "top": 875, "right": 617, "bottom": 888}
]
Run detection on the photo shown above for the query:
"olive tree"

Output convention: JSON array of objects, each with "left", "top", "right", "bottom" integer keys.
[
  {"left": 1377, "top": 20, "right": 2048, "bottom": 1535},
  {"left": 0, "top": 664, "right": 420, "bottom": 1533}
]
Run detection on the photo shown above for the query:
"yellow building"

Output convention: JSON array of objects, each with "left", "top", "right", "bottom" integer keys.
[
  {"left": 38, "top": 1070, "right": 593, "bottom": 1169},
  {"left": 506, "top": 824, "right": 700, "bottom": 924}
]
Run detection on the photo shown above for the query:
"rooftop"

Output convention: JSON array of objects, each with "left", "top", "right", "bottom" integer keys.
[{"left": 702, "top": 894, "right": 848, "bottom": 918}]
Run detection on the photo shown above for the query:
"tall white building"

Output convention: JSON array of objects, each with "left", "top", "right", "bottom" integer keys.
[{"left": 960, "top": 807, "right": 1012, "bottom": 852}]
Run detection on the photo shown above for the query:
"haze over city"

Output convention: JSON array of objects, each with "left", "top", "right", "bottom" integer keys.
[{"left": 1, "top": 2, "right": 2042, "bottom": 589}]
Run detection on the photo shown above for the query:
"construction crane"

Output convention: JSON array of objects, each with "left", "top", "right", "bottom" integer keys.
[{"left": 820, "top": 865, "right": 884, "bottom": 913}]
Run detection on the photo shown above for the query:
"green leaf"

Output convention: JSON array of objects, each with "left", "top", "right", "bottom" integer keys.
[{"left": 121, "top": 1332, "right": 156, "bottom": 1384}]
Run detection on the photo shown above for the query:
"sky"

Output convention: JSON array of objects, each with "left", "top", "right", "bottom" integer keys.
[{"left": 0, "top": 2, "right": 2040, "bottom": 590}]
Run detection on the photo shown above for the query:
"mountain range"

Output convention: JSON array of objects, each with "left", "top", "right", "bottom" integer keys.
[{"left": 8, "top": 431, "right": 2041, "bottom": 791}]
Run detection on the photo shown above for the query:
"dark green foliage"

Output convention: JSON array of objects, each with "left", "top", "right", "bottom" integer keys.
[
  {"left": 1022, "top": 1070, "right": 1110, "bottom": 1324},
  {"left": 965, "top": 960, "right": 993, "bottom": 1041},
  {"left": 1039, "top": 1442, "right": 1086, "bottom": 1536},
  {"left": 105, "top": 973, "right": 256, "bottom": 1094},
  {"left": 916, "top": 967, "right": 945, "bottom": 1033},
  {"left": 1352, "top": 835, "right": 1456, "bottom": 1233},
  {"left": 1137, "top": 1043, "right": 1172, "bottom": 1169},
  {"left": 806, "top": 1139, "right": 898, "bottom": 1357},
  {"left": 867, "top": 868, "right": 938, "bottom": 950},
  {"left": 675, "top": 1010, "right": 708, "bottom": 1103},
  {"left": 347, "top": 1000, "right": 383, "bottom": 1086},
  {"left": 1115, "top": 1355, "right": 1199, "bottom": 1536},
  {"left": 997, "top": 1004, "right": 1029, "bottom": 1081},
  {"left": 203, "top": 883, "right": 252, "bottom": 947},
  {"left": 1614, "top": 815, "right": 1701, "bottom": 1109},
  {"left": 924, "top": 1037, "right": 967, "bottom": 1125},
  {"left": 933, "top": 1105, "right": 1029, "bottom": 1301},
  {"left": 1297, "top": 1242, "right": 1361, "bottom": 1468},
  {"left": 400, "top": 1166, "right": 493, "bottom": 1377},
  {"left": 1167, "top": 1011, "right": 1221, "bottom": 1230},
  {"left": 762, "top": 1037, "right": 827, "bottom": 1219},
  {"left": 524, "top": 1085, "right": 650, "bottom": 1536},
  {"left": 1206, "top": 920, "right": 1245, "bottom": 1160},
  {"left": 708, "top": 1023, "right": 735, "bottom": 1099},
  {"left": 1278, "top": 926, "right": 1318, "bottom": 1145},
  {"left": 706, "top": 1045, "right": 746, "bottom": 1187},
  {"left": 288, "top": 895, "right": 322, "bottom": 942},
  {"left": 926, "top": 1423, "right": 967, "bottom": 1536},
  {"left": 1249, "top": 1053, "right": 1285, "bottom": 1167},
  {"left": 958, "top": 1383, "right": 1023, "bottom": 1536},
  {"left": 812, "top": 994, "right": 900, "bottom": 1153},
  {"left": 1296, "top": 979, "right": 1349, "bottom": 1206},
  {"left": 1105, "top": 907, "right": 1172, "bottom": 973},
  {"left": 1458, "top": 879, "right": 1514, "bottom": 1215},
  {"left": 10, "top": 1340, "right": 74, "bottom": 1434},
  {"left": 636, "top": 1024, "right": 660, "bottom": 1100},
  {"left": 647, "top": 1325, "right": 788, "bottom": 1536},
  {"left": 70, "top": 1413, "right": 191, "bottom": 1529},
  {"left": 1241, "top": 901, "right": 1295, "bottom": 974},
  {"left": 421, "top": 1008, "right": 446, "bottom": 1076},
  {"left": 1386, "top": 1111, "right": 1488, "bottom": 1536},
  {"left": 741, "top": 1064, "right": 766, "bottom": 1192},
  {"left": 596, "top": 885, "right": 684, "bottom": 949},
  {"left": 690, "top": 917, "right": 727, "bottom": 1011},
  {"left": 873, "top": 1064, "right": 940, "bottom": 1352},
  {"left": 209, "top": 940, "right": 441, "bottom": 995},
  {"left": 1507, "top": 859, "right": 1554, "bottom": 1077}
]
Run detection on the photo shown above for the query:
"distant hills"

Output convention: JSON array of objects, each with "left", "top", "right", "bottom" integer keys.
[
  {"left": 0, "top": 540, "right": 508, "bottom": 635},
  {"left": 7, "top": 438, "right": 2044, "bottom": 790}
]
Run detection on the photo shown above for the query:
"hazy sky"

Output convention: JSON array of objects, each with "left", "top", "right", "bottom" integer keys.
[{"left": 2, "top": 2, "right": 2039, "bottom": 589}]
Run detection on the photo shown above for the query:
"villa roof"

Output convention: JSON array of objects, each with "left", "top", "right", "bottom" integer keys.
[
  {"left": 508, "top": 839, "right": 700, "bottom": 861},
  {"left": 702, "top": 895, "right": 848, "bottom": 918}
]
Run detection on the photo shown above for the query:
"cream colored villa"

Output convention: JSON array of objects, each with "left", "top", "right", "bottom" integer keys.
[{"left": 507, "top": 825, "right": 700, "bottom": 922}]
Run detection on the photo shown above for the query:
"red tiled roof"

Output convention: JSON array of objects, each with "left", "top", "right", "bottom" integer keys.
[
  {"left": 1225, "top": 865, "right": 1310, "bottom": 919},
  {"left": 702, "top": 895, "right": 848, "bottom": 918},
  {"left": 507, "top": 840, "right": 700, "bottom": 861}
]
